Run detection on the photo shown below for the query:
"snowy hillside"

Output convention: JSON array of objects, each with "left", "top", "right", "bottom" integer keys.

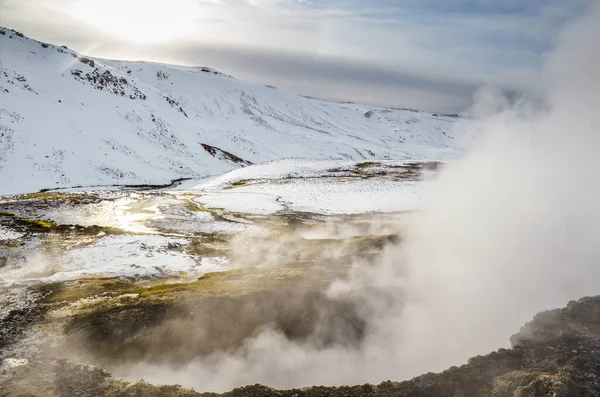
[{"left": 0, "top": 27, "right": 466, "bottom": 195}]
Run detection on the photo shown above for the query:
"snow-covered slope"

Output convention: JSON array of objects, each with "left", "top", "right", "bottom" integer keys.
[{"left": 0, "top": 27, "right": 466, "bottom": 195}]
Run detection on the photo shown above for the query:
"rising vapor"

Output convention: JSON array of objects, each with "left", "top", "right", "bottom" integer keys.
[{"left": 108, "top": 3, "right": 600, "bottom": 391}]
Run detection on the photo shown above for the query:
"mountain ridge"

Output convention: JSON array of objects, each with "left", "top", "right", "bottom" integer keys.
[{"left": 0, "top": 26, "right": 466, "bottom": 195}]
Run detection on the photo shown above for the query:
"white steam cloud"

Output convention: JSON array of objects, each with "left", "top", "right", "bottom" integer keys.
[{"left": 113, "top": 3, "right": 600, "bottom": 391}]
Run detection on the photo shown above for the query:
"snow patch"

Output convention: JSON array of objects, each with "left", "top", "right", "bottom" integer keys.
[{"left": 0, "top": 225, "right": 23, "bottom": 241}]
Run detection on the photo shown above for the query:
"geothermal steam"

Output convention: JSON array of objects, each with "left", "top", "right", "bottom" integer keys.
[{"left": 114, "top": 4, "right": 600, "bottom": 391}]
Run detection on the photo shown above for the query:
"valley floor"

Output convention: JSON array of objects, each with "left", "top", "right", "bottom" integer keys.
[{"left": 0, "top": 160, "right": 424, "bottom": 391}]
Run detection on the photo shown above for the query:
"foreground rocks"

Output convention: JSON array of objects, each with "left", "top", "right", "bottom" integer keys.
[{"left": 2, "top": 296, "right": 600, "bottom": 397}]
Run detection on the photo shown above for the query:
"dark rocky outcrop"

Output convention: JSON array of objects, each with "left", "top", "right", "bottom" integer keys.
[
  {"left": 3, "top": 296, "right": 600, "bottom": 396},
  {"left": 70, "top": 68, "right": 146, "bottom": 100},
  {"left": 201, "top": 143, "right": 253, "bottom": 166}
]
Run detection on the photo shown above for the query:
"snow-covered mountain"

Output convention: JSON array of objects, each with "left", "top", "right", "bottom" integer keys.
[{"left": 0, "top": 27, "right": 466, "bottom": 195}]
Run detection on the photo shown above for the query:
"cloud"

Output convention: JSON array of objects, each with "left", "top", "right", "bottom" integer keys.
[
  {"left": 0, "top": 0, "right": 590, "bottom": 111},
  {"left": 157, "top": 43, "right": 478, "bottom": 112}
]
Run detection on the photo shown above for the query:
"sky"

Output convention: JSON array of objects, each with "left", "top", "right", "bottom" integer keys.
[{"left": 0, "top": 0, "right": 591, "bottom": 112}]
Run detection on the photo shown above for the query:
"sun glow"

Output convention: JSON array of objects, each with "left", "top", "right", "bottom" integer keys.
[{"left": 68, "top": 0, "right": 199, "bottom": 43}]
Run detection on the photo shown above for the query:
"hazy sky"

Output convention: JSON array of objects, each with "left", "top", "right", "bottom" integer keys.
[{"left": 0, "top": 0, "right": 591, "bottom": 112}]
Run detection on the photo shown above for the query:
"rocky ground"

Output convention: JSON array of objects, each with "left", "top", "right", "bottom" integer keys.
[
  {"left": 1, "top": 161, "right": 598, "bottom": 396},
  {"left": 2, "top": 296, "right": 600, "bottom": 396}
]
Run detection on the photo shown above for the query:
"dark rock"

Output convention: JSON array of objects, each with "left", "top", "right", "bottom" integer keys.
[
  {"left": 79, "top": 57, "right": 95, "bottom": 68},
  {"left": 3, "top": 288, "right": 600, "bottom": 397},
  {"left": 201, "top": 143, "right": 252, "bottom": 166}
]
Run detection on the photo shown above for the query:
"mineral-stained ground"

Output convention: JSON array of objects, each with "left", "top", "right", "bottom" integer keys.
[{"left": 1, "top": 165, "right": 599, "bottom": 396}]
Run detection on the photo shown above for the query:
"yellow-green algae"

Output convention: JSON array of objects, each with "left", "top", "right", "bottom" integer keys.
[{"left": 0, "top": 211, "right": 55, "bottom": 229}]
